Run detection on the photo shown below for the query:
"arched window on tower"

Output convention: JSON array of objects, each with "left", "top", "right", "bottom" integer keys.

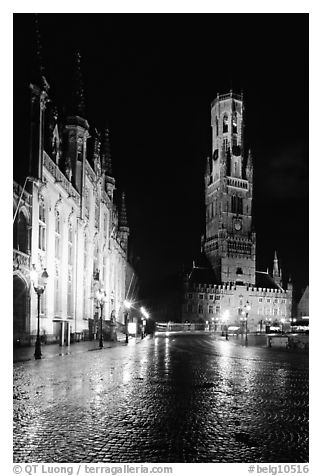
[
  {"left": 232, "top": 113, "right": 238, "bottom": 134},
  {"left": 231, "top": 196, "right": 236, "bottom": 214},
  {"left": 223, "top": 114, "right": 228, "bottom": 133},
  {"left": 238, "top": 197, "right": 243, "bottom": 214},
  {"left": 216, "top": 117, "right": 219, "bottom": 136}
]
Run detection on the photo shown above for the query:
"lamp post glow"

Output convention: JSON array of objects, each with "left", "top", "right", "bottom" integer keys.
[
  {"left": 140, "top": 306, "right": 149, "bottom": 338},
  {"left": 30, "top": 264, "right": 49, "bottom": 360},
  {"left": 281, "top": 317, "right": 285, "bottom": 334},
  {"left": 96, "top": 289, "right": 106, "bottom": 349}
]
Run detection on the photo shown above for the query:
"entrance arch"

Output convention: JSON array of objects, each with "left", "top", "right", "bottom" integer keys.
[{"left": 13, "top": 274, "right": 29, "bottom": 343}]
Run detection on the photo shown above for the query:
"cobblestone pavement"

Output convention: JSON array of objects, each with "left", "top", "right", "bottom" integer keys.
[{"left": 13, "top": 334, "right": 308, "bottom": 463}]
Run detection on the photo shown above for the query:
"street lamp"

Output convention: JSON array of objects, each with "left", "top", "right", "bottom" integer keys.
[
  {"left": 222, "top": 310, "right": 230, "bottom": 340},
  {"left": 124, "top": 299, "right": 132, "bottom": 344},
  {"left": 96, "top": 289, "right": 107, "bottom": 349},
  {"left": 30, "top": 264, "right": 49, "bottom": 360},
  {"left": 240, "top": 301, "right": 250, "bottom": 346},
  {"left": 245, "top": 301, "right": 251, "bottom": 345}
]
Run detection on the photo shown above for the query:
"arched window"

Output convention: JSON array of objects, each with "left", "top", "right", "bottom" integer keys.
[
  {"left": 83, "top": 234, "right": 89, "bottom": 319},
  {"left": 231, "top": 196, "right": 236, "bottom": 214},
  {"left": 232, "top": 113, "right": 237, "bottom": 134},
  {"left": 93, "top": 240, "right": 99, "bottom": 279},
  {"left": 54, "top": 264, "right": 60, "bottom": 315},
  {"left": 55, "top": 211, "right": 61, "bottom": 259},
  {"left": 238, "top": 197, "right": 243, "bottom": 214},
  {"left": 67, "top": 221, "right": 74, "bottom": 318},
  {"left": 17, "top": 212, "right": 28, "bottom": 254},
  {"left": 54, "top": 210, "right": 61, "bottom": 316},
  {"left": 223, "top": 114, "right": 228, "bottom": 133},
  {"left": 95, "top": 197, "right": 100, "bottom": 229},
  {"left": 68, "top": 222, "right": 73, "bottom": 266},
  {"left": 38, "top": 197, "right": 46, "bottom": 251}
]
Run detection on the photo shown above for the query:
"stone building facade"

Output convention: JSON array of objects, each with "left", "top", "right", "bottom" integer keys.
[
  {"left": 13, "top": 57, "right": 138, "bottom": 345},
  {"left": 182, "top": 91, "right": 293, "bottom": 332}
]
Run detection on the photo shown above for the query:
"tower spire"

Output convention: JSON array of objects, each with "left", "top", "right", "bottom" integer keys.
[
  {"left": 273, "top": 250, "right": 279, "bottom": 276},
  {"left": 70, "top": 51, "right": 86, "bottom": 117},
  {"left": 32, "top": 14, "right": 50, "bottom": 92},
  {"left": 246, "top": 148, "right": 253, "bottom": 181}
]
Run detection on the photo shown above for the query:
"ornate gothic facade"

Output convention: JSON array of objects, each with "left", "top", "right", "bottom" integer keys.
[{"left": 13, "top": 57, "right": 138, "bottom": 345}]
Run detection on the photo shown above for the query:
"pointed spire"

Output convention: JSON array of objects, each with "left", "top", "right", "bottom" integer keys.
[
  {"left": 247, "top": 148, "right": 253, "bottom": 168},
  {"left": 287, "top": 274, "right": 293, "bottom": 290},
  {"left": 246, "top": 148, "right": 253, "bottom": 181},
  {"left": 101, "top": 128, "right": 113, "bottom": 176},
  {"left": 119, "top": 192, "right": 128, "bottom": 227},
  {"left": 70, "top": 51, "right": 86, "bottom": 117},
  {"left": 32, "top": 14, "right": 50, "bottom": 92},
  {"left": 273, "top": 250, "right": 279, "bottom": 276}
]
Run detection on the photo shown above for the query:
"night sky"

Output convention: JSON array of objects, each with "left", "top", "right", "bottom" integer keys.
[{"left": 13, "top": 13, "right": 309, "bottom": 301}]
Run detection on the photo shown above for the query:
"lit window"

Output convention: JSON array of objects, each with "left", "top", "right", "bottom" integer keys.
[
  {"left": 223, "top": 114, "right": 228, "bottom": 133},
  {"left": 38, "top": 197, "right": 46, "bottom": 251},
  {"left": 232, "top": 113, "right": 237, "bottom": 134}
]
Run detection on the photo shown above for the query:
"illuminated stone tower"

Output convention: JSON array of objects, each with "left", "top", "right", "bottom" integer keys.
[{"left": 203, "top": 91, "right": 256, "bottom": 285}]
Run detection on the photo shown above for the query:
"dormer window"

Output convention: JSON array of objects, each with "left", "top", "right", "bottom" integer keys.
[{"left": 223, "top": 114, "right": 228, "bottom": 133}]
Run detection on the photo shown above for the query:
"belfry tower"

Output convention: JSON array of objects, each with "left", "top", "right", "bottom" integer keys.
[{"left": 203, "top": 91, "right": 256, "bottom": 285}]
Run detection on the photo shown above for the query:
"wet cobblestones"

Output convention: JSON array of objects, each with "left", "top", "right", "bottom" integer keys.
[{"left": 13, "top": 335, "right": 309, "bottom": 463}]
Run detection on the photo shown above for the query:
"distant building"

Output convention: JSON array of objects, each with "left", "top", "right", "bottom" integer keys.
[
  {"left": 182, "top": 91, "right": 293, "bottom": 332},
  {"left": 297, "top": 286, "right": 309, "bottom": 319},
  {"left": 13, "top": 54, "right": 138, "bottom": 345}
]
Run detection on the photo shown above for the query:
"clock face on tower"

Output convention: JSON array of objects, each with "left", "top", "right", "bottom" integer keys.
[{"left": 234, "top": 220, "right": 242, "bottom": 231}]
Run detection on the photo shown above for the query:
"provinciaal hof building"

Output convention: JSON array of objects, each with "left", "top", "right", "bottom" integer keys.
[
  {"left": 182, "top": 91, "right": 293, "bottom": 333},
  {"left": 13, "top": 53, "right": 138, "bottom": 346}
]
